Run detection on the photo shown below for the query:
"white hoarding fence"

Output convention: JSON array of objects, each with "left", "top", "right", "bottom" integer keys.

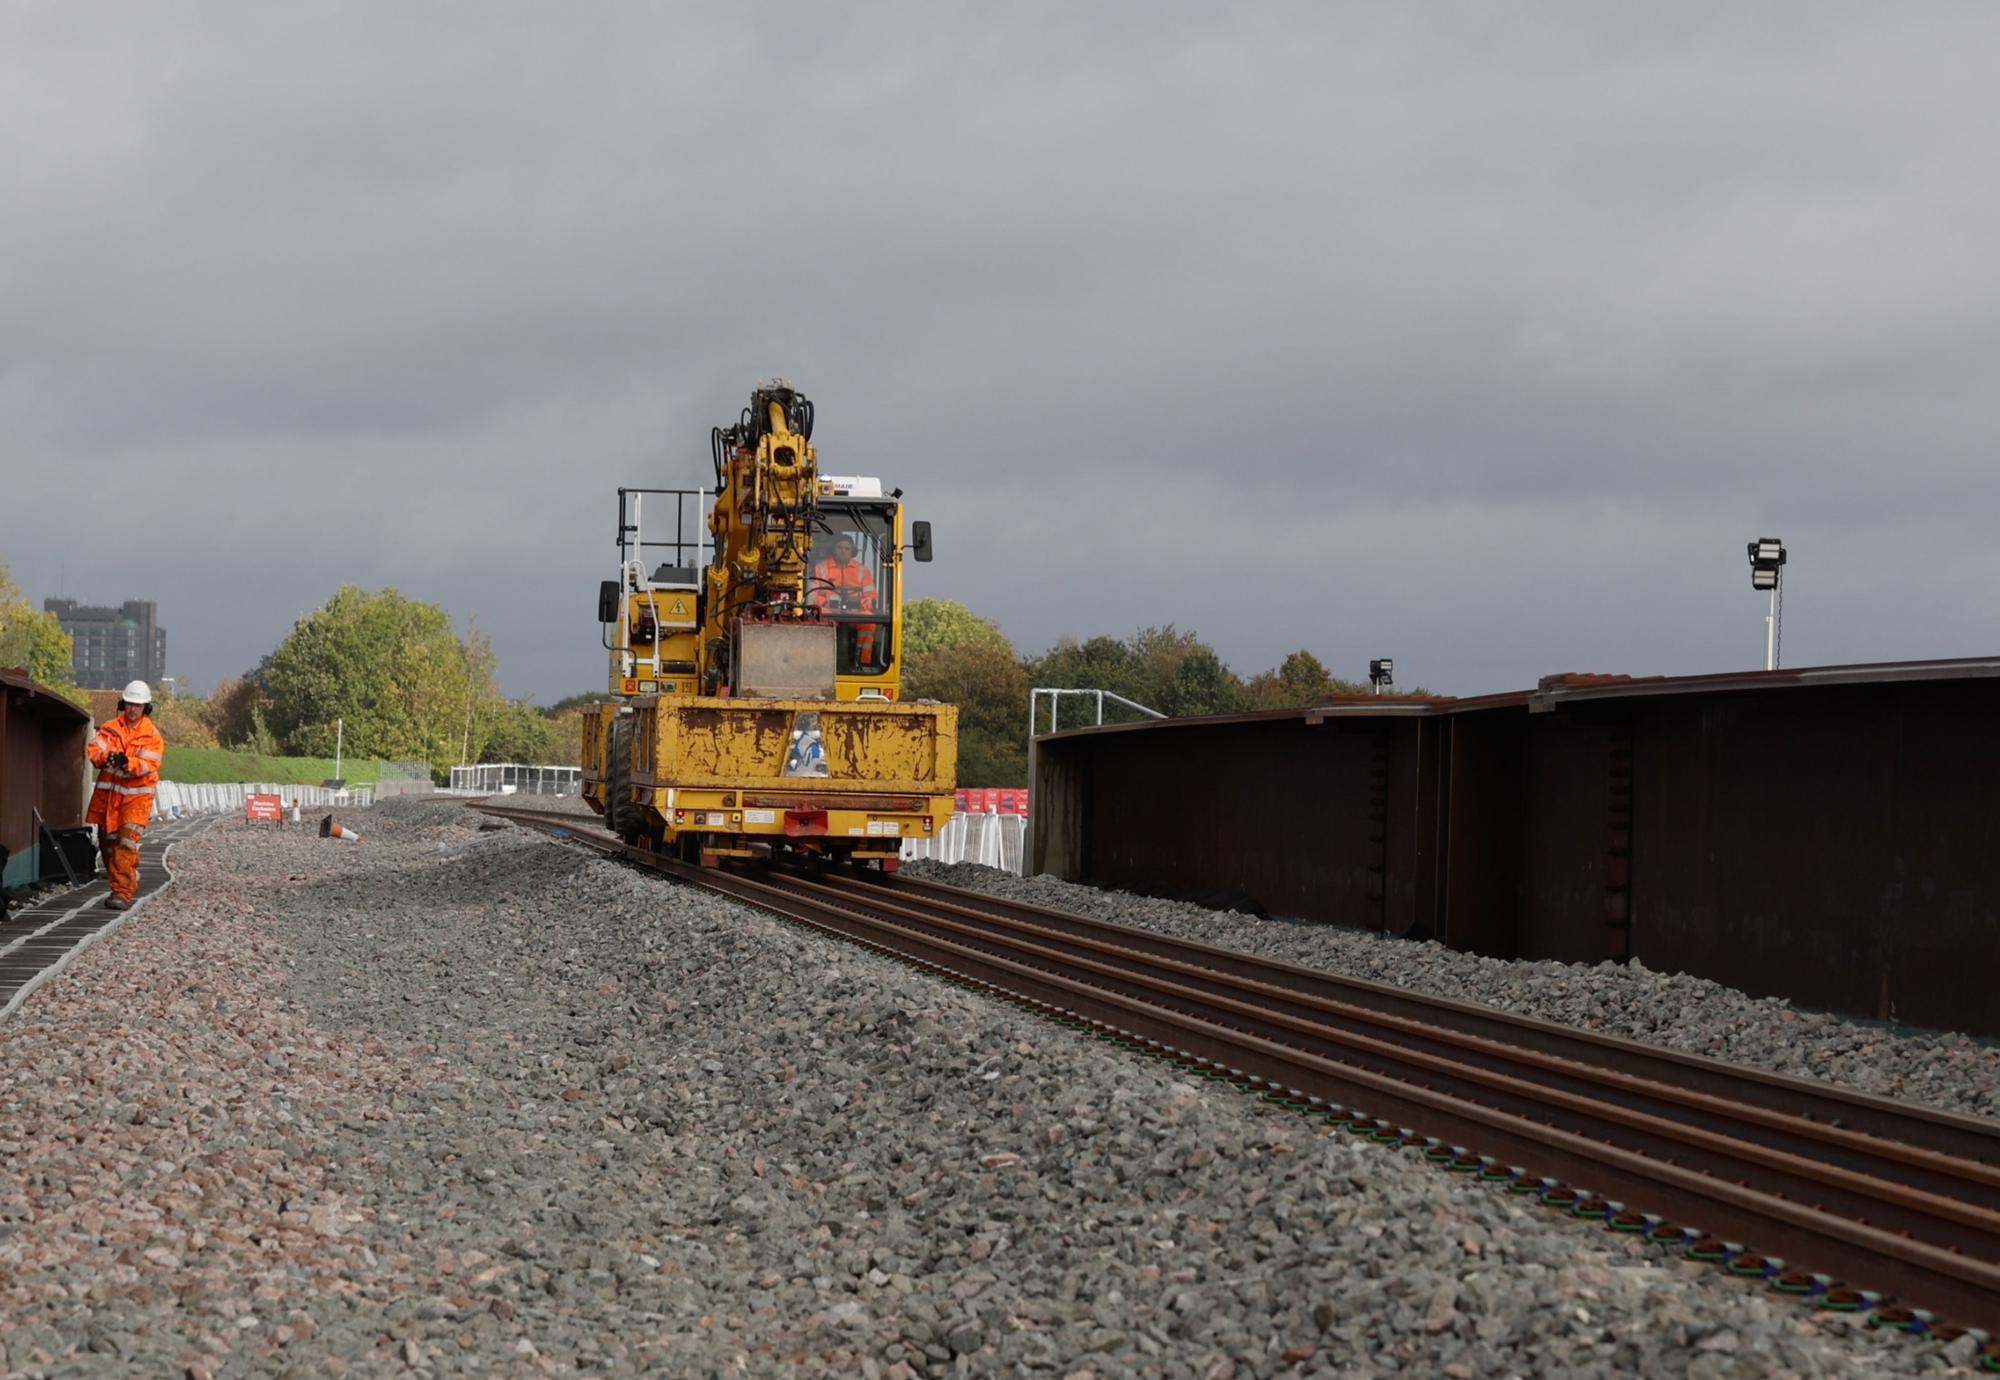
[
  {"left": 153, "top": 781, "right": 376, "bottom": 818},
  {"left": 902, "top": 809, "right": 1027, "bottom": 875}
]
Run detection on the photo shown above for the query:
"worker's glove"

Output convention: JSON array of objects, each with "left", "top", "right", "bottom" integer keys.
[{"left": 104, "top": 751, "right": 129, "bottom": 772}]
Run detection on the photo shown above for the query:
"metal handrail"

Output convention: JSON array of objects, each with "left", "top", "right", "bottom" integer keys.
[{"left": 1028, "top": 686, "right": 1165, "bottom": 738}]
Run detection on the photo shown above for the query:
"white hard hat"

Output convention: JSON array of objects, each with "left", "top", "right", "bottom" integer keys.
[{"left": 121, "top": 680, "right": 153, "bottom": 705}]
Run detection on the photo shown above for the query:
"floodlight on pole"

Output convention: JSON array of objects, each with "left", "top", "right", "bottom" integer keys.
[
  {"left": 1368, "top": 658, "right": 1394, "bottom": 695},
  {"left": 1746, "top": 538, "right": 1787, "bottom": 670}
]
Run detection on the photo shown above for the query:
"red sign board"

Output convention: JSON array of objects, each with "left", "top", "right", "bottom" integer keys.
[
  {"left": 245, "top": 793, "right": 284, "bottom": 822},
  {"left": 954, "top": 788, "right": 1030, "bottom": 816}
]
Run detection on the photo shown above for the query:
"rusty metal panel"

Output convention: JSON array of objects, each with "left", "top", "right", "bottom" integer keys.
[
  {"left": 1437, "top": 709, "right": 1525, "bottom": 955},
  {"left": 1034, "top": 715, "right": 1402, "bottom": 926},
  {"left": 0, "top": 672, "right": 89, "bottom": 890},
  {"left": 1030, "top": 658, "right": 2000, "bottom": 1037},
  {"left": 1628, "top": 680, "right": 2000, "bottom": 1037},
  {"left": 1511, "top": 712, "right": 1635, "bottom": 964},
  {"left": 1027, "top": 735, "right": 1088, "bottom": 878},
  {"left": 644, "top": 697, "right": 954, "bottom": 794},
  {"left": 732, "top": 622, "right": 836, "bottom": 698}
]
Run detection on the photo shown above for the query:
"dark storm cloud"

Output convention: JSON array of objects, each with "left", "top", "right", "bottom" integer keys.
[{"left": 4, "top": 3, "right": 1998, "bottom": 702}]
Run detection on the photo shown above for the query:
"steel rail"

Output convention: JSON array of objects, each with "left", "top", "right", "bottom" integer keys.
[
  {"left": 473, "top": 803, "right": 2000, "bottom": 1202},
  {"left": 821, "top": 876, "right": 2000, "bottom": 1204},
  {"left": 471, "top": 802, "right": 2000, "bottom": 1331},
  {"left": 873, "top": 872, "right": 2000, "bottom": 1171},
  {"left": 767, "top": 870, "right": 2000, "bottom": 1260}
]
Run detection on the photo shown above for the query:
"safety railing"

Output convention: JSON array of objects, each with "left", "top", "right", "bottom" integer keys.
[
  {"left": 447, "top": 763, "right": 583, "bottom": 796},
  {"left": 1029, "top": 686, "right": 1165, "bottom": 736}
]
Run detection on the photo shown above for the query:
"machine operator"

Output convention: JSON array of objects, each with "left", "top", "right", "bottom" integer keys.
[
  {"left": 84, "top": 680, "right": 164, "bottom": 910},
  {"left": 810, "top": 534, "right": 879, "bottom": 666}
]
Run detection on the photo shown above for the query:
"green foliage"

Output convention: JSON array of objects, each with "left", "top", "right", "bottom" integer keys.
[
  {"left": 245, "top": 705, "right": 282, "bottom": 756},
  {"left": 256, "top": 586, "right": 493, "bottom": 774},
  {"left": 542, "top": 691, "right": 609, "bottom": 716},
  {"left": 152, "top": 681, "right": 219, "bottom": 749},
  {"left": 159, "top": 746, "right": 383, "bottom": 785},
  {"left": 902, "top": 599, "right": 1010, "bottom": 663},
  {"left": 0, "top": 560, "right": 79, "bottom": 698},
  {"left": 1241, "top": 649, "right": 1373, "bottom": 709},
  {"left": 479, "top": 698, "right": 562, "bottom": 764},
  {"left": 207, "top": 676, "right": 270, "bottom": 748},
  {"left": 905, "top": 640, "right": 1030, "bottom": 787},
  {"left": 1159, "top": 646, "right": 1242, "bottom": 717},
  {"left": 1128, "top": 626, "right": 1243, "bottom": 717},
  {"left": 545, "top": 706, "right": 587, "bottom": 768},
  {"left": 1023, "top": 635, "right": 1155, "bottom": 730},
  {"left": 1129, "top": 625, "right": 1203, "bottom": 694}
]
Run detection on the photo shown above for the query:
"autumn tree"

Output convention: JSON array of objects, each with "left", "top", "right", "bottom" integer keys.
[
  {"left": 1023, "top": 635, "right": 1154, "bottom": 730},
  {"left": 902, "top": 599, "right": 1009, "bottom": 663},
  {"left": 1241, "top": 649, "right": 1372, "bottom": 709},
  {"left": 206, "top": 676, "right": 271, "bottom": 749},
  {"left": 151, "top": 681, "right": 220, "bottom": 748},
  {"left": 0, "top": 561, "right": 78, "bottom": 697},
  {"left": 905, "top": 640, "right": 1030, "bottom": 787},
  {"left": 1127, "top": 626, "right": 1242, "bottom": 717},
  {"left": 1158, "top": 646, "right": 1242, "bottom": 717},
  {"left": 544, "top": 706, "right": 588, "bottom": 768},
  {"left": 479, "top": 698, "right": 562, "bottom": 764},
  {"left": 257, "top": 587, "right": 499, "bottom": 775}
]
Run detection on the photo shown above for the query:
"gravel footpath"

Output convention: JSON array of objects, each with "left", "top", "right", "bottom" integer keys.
[
  {"left": 0, "top": 799, "right": 1981, "bottom": 1377},
  {"left": 904, "top": 864, "right": 2000, "bottom": 1124}
]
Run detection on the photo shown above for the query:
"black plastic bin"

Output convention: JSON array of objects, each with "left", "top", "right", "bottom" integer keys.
[{"left": 40, "top": 827, "right": 97, "bottom": 884}]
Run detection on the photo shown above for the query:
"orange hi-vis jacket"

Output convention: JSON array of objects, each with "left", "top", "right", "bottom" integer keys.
[
  {"left": 811, "top": 556, "right": 879, "bottom": 664},
  {"left": 85, "top": 712, "right": 166, "bottom": 836},
  {"left": 810, "top": 557, "right": 877, "bottom": 611}
]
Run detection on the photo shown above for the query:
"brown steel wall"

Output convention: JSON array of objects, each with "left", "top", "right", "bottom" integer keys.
[
  {"left": 1033, "top": 674, "right": 2000, "bottom": 1037},
  {"left": 1033, "top": 717, "right": 1393, "bottom": 924},
  {"left": 1624, "top": 680, "right": 2000, "bottom": 1037},
  {"left": 1437, "top": 712, "right": 1524, "bottom": 955},
  {"left": 1511, "top": 712, "right": 1634, "bottom": 965},
  {"left": 0, "top": 681, "right": 89, "bottom": 884}
]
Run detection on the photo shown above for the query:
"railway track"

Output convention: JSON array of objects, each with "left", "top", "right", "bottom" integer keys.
[{"left": 471, "top": 801, "right": 2000, "bottom": 1341}]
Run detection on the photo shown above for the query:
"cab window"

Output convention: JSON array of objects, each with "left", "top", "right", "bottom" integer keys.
[{"left": 810, "top": 505, "right": 893, "bottom": 676}]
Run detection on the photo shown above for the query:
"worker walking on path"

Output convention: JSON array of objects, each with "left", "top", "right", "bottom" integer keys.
[{"left": 84, "top": 680, "right": 164, "bottom": 910}]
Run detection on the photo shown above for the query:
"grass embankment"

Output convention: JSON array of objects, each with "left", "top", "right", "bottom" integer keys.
[{"left": 159, "top": 747, "right": 383, "bottom": 785}]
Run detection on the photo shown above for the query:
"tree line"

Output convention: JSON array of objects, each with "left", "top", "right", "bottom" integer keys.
[
  {"left": 0, "top": 561, "right": 83, "bottom": 703},
  {"left": 3, "top": 568, "right": 1385, "bottom": 789},
  {"left": 899, "top": 599, "right": 1380, "bottom": 787},
  {"left": 124, "top": 586, "right": 565, "bottom": 781}
]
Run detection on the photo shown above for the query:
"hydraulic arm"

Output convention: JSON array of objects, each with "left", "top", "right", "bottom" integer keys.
[{"left": 702, "top": 380, "right": 820, "bottom": 694}]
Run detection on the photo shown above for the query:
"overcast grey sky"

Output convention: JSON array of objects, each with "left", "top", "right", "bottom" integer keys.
[{"left": 5, "top": 4, "right": 1998, "bottom": 702}]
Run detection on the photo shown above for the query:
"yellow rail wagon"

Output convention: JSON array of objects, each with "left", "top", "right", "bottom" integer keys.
[{"left": 581, "top": 381, "right": 957, "bottom": 867}]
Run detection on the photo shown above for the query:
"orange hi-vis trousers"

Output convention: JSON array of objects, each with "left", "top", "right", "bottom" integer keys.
[
  {"left": 85, "top": 712, "right": 164, "bottom": 903},
  {"left": 98, "top": 826, "right": 142, "bottom": 901}
]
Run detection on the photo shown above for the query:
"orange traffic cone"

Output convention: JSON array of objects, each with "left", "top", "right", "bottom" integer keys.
[{"left": 319, "top": 814, "right": 363, "bottom": 843}]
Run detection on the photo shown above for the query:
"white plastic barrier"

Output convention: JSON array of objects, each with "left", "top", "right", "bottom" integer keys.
[
  {"left": 901, "top": 809, "right": 1026, "bottom": 875},
  {"left": 152, "top": 781, "right": 378, "bottom": 818}
]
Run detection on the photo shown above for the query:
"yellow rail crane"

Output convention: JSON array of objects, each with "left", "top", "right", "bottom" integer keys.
[{"left": 580, "top": 380, "right": 958, "bottom": 867}]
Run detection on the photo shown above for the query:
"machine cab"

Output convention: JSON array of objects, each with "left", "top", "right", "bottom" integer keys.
[{"left": 811, "top": 475, "right": 928, "bottom": 699}]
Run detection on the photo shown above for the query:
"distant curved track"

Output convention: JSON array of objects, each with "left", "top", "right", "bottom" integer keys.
[{"left": 471, "top": 800, "right": 2000, "bottom": 1339}]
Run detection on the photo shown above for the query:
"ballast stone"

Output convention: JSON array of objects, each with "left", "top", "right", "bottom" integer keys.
[{"left": 0, "top": 798, "right": 1951, "bottom": 1376}]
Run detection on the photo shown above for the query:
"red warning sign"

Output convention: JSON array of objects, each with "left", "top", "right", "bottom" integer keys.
[
  {"left": 953, "top": 789, "right": 1030, "bottom": 815},
  {"left": 245, "top": 793, "right": 284, "bottom": 822}
]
